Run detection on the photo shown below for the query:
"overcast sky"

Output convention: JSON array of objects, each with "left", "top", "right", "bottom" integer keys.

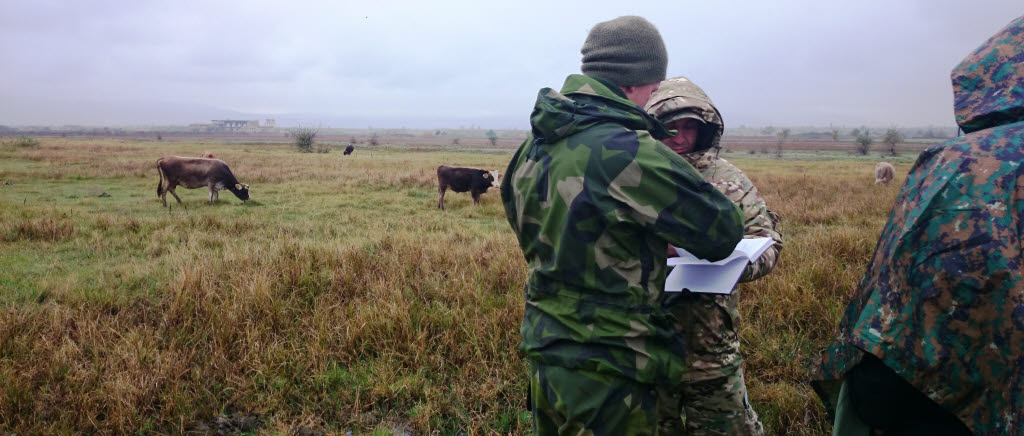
[{"left": 1, "top": 1, "right": 1021, "bottom": 129}]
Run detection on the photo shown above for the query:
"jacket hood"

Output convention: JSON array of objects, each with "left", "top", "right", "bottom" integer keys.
[
  {"left": 644, "top": 76, "right": 724, "bottom": 157},
  {"left": 952, "top": 15, "right": 1024, "bottom": 133},
  {"left": 530, "top": 74, "right": 672, "bottom": 144}
]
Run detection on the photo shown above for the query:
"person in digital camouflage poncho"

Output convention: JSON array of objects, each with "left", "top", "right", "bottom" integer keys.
[{"left": 814, "top": 15, "right": 1024, "bottom": 436}]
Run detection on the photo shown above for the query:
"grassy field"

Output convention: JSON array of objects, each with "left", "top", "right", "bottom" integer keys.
[{"left": 0, "top": 137, "right": 918, "bottom": 435}]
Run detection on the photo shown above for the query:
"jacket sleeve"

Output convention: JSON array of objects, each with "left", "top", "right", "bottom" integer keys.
[
  {"left": 697, "top": 158, "right": 782, "bottom": 282},
  {"left": 738, "top": 201, "right": 783, "bottom": 283},
  {"left": 606, "top": 133, "right": 744, "bottom": 262},
  {"left": 500, "top": 139, "right": 527, "bottom": 234}
]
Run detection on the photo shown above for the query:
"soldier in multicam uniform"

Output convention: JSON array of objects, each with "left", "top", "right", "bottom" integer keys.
[
  {"left": 645, "top": 77, "right": 783, "bottom": 436},
  {"left": 813, "top": 16, "right": 1024, "bottom": 435},
  {"left": 500, "top": 16, "right": 745, "bottom": 436}
]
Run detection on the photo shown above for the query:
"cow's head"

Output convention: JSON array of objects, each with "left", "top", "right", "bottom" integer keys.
[
  {"left": 487, "top": 170, "right": 501, "bottom": 188},
  {"left": 232, "top": 183, "right": 250, "bottom": 201}
]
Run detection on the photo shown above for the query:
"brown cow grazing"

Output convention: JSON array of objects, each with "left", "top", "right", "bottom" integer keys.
[
  {"left": 436, "top": 165, "right": 500, "bottom": 210},
  {"left": 157, "top": 156, "right": 250, "bottom": 206},
  {"left": 344, "top": 145, "right": 354, "bottom": 155},
  {"left": 200, "top": 151, "right": 216, "bottom": 159},
  {"left": 875, "top": 162, "right": 895, "bottom": 184}
]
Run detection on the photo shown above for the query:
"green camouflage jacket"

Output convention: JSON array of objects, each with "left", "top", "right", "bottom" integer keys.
[
  {"left": 501, "top": 74, "right": 745, "bottom": 385},
  {"left": 646, "top": 76, "right": 783, "bottom": 283},
  {"left": 813, "top": 16, "right": 1024, "bottom": 434}
]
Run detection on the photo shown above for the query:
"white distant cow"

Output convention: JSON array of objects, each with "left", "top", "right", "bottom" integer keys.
[
  {"left": 156, "top": 156, "right": 250, "bottom": 206},
  {"left": 200, "top": 151, "right": 216, "bottom": 159},
  {"left": 875, "top": 162, "right": 895, "bottom": 184}
]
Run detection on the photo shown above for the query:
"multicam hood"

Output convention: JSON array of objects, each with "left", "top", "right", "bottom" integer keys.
[
  {"left": 644, "top": 76, "right": 724, "bottom": 156},
  {"left": 952, "top": 16, "right": 1024, "bottom": 133}
]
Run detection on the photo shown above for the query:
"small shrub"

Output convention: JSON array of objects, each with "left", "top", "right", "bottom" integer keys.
[
  {"left": 855, "top": 131, "right": 873, "bottom": 155},
  {"left": 290, "top": 128, "right": 319, "bottom": 153},
  {"left": 883, "top": 128, "right": 903, "bottom": 156},
  {"left": 775, "top": 128, "right": 790, "bottom": 158}
]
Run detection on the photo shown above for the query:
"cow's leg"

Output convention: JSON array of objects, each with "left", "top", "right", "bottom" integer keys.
[
  {"left": 214, "top": 190, "right": 219, "bottom": 202},
  {"left": 438, "top": 185, "right": 447, "bottom": 210},
  {"left": 161, "top": 182, "right": 168, "bottom": 207},
  {"left": 168, "top": 185, "right": 183, "bottom": 205},
  {"left": 472, "top": 191, "right": 481, "bottom": 205}
]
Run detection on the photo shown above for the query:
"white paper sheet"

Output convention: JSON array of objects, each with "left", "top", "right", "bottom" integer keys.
[{"left": 664, "top": 237, "right": 774, "bottom": 294}]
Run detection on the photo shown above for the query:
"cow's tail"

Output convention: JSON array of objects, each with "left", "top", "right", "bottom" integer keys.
[{"left": 156, "top": 158, "right": 164, "bottom": 197}]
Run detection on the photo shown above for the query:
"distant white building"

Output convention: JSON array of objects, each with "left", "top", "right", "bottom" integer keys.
[
  {"left": 211, "top": 120, "right": 260, "bottom": 132},
  {"left": 186, "top": 119, "right": 277, "bottom": 133}
]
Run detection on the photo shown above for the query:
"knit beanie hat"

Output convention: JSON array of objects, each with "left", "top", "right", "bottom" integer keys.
[{"left": 581, "top": 16, "right": 668, "bottom": 86}]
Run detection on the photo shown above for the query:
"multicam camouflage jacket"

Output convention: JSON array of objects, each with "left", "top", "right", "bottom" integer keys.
[
  {"left": 646, "top": 76, "right": 783, "bottom": 283},
  {"left": 501, "top": 74, "right": 745, "bottom": 385},
  {"left": 814, "top": 16, "right": 1024, "bottom": 434},
  {"left": 680, "top": 153, "right": 781, "bottom": 283}
]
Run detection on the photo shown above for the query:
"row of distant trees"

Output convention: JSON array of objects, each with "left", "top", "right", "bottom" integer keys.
[
  {"left": 842, "top": 127, "right": 904, "bottom": 156},
  {"left": 1, "top": 123, "right": 910, "bottom": 157},
  {"left": 764, "top": 126, "right": 905, "bottom": 157},
  {"left": 441, "top": 129, "right": 503, "bottom": 147},
  {"left": 451, "top": 130, "right": 500, "bottom": 146},
  {"left": 289, "top": 128, "right": 504, "bottom": 153}
]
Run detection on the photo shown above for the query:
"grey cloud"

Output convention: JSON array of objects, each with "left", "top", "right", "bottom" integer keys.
[{"left": 2, "top": 0, "right": 1022, "bottom": 128}]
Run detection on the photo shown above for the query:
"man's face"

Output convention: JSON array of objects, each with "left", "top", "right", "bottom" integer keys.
[
  {"left": 622, "top": 82, "right": 661, "bottom": 107},
  {"left": 663, "top": 118, "right": 702, "bottom": 155}
]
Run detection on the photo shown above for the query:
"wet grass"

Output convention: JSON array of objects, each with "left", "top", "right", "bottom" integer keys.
[{"left": 0, "top": 137, "right": 912, "bottom": 434}]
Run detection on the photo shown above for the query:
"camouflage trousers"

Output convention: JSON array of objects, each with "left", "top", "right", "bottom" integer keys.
[
  {"left": 657, "top": 291, "right": 764, "bottom": 436},
  {"left": 528, "top": 360, "right": 661, "bottom": 436}
]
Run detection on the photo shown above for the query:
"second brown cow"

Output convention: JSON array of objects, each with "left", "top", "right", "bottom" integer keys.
[{"left": 157, "top": 156, "right": 250, "bottom": 206}]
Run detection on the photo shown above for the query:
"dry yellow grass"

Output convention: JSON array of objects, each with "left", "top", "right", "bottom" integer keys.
[{"left": 0, "top": 138, "right": 915, "bottom": 434}]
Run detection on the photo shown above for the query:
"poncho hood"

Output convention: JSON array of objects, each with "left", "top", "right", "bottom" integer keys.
[{"left": 953, "top": 16, "right": 1024, "bottom": 133}]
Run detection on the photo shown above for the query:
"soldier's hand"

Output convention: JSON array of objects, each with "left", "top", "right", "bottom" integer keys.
[{"left": 667, "top": 245, "right": 679, "bottom": 258}]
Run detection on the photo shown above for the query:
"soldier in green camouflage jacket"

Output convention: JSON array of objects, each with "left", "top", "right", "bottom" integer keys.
[
  {"left": 646, "top": 76, "right": 783, "bottom": 436},
  {"left": 813, "top": 15, "right": 1024, "bottom": 435},
  {"left": 501, "top": 16, "right": 745, "bottom": 435}
]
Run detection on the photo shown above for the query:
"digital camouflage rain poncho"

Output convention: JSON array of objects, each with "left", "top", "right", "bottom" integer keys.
[
  {"left": 501, "top": 73, "right": 745, "bottom": 387},
  {"left": 814, "top": 16, "right": 1024, "bottom": 434}
]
